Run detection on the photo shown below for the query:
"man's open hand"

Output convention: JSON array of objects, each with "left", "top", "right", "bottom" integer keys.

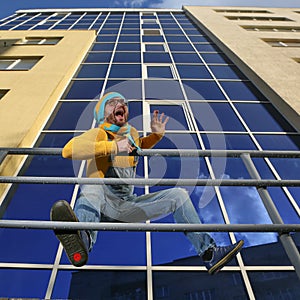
[{"left": 151, "top": 110, "right": 169, "bottom": 133}]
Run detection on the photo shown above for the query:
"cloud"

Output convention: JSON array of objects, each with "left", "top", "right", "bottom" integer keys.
[
  {"left": 193, "top": 173, "right": 278, "bottom": 247},
  {"left": 113, "top": 0, "right": 150, "bottom": 7}
]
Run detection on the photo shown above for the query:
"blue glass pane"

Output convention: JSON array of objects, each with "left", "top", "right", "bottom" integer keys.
[
  {"left": 66, "top": 232, "right": 146, "bottom": 265},
  {"left": 99, "top": 28, "right": 119, "bottom": 34},
  {"left": 182, "top": 80, "right": 226, "bottom": 100},
  {"left": 72, "top": 24, "right": 90, "bottom": 29},
  {"left": 91, "top": 43, "right": 115, "bottom": 51},
  {"left": 248, "top": 271, "right": 300, "bottom": 294},
  {"left": 190, "top": 103, "right": 245, "bottom": 131},
  {"left": 201, "top": 53, "right": 232, "bottom": 64},
  {"left": 37, "top": 133, "right": 76, "bottom": 147},
  {"left": 128, "top": 101, "right": 143, "bottom": 130},
  {"left": 289, "top": 187, "right": 300, "bottom": 206},
  {"left": 147, "top": 66, "right": 173, "bottom": 78},
  {"left": 76, "top": 64, "right": 108, "bottom": 78},
  {"left": 202, "top": 134, "right": 257, "bottom": 150},
  {"left": 1, "top": 184, "right": 74, "bottom": 263},
  {"left": 118, "top": 35, "right": 140, "bottom": 42},
  {"left": 212, "top": 157, "right": 251, "bottom": 179},
  {"left": 116, "top": 43, "right": 141, "bottom": 51},
  {"left": 190, "top": 36, "right": 214, "bottom": 43},
  {"left": 255, "top": 134, "right": 300, "bottom": 150},
  {"left": 152, "top": 133, "right": 200, "bottom": 149},
  {"left": 153, "top": 271, "right": 248, "bottom": 298},
  {"left": 143, "top": 52, "right": 172, "bottom": 63},
  {"left": 96, "top": 35, "right": 117, "bottom": 42},
  {"left": 221, "top": 81, "right": 267, "bottom": 101},
  {"left": 168, "top": 43, "right": 195, "bottom": 52},
  {"left": 109, "top": 64, "right": 141, "bottom": 78},
  {"left": 145, "top": 80, "right": 184, "bottom": 100},
  {"left": 220, "top": 186, "right": 278, "bottom": 248},
  {"left": 252, "top": 158, "right": 275, "bottom": 179},
  {"left": 165, "top": 35, "right": 189, "bottom": 42},
  {"left": 269, "top": 187, "right": 300, "bottom": 223},
  {"left": 172, "top": 53, "right": 202, "bottom": 63},
  {"left": 235, "top": 103, "right": 296, "bottom": 132},
  {"left": 160, "top": 23, "right": 179, "bottom": 29},
  {"left": 85, "top": 52, "right": 112, "bottom": 63},
  {"left": 150, "top": 104, "right": 188, "bottom": 130},
  {"left": 63, "top": 80, "right": 104, "bottom": 99},
  {"left": 142, "top": 36, "right": 164, "bottom": 42},
  {"left": 145, "top": 44, "right": 165, "bottom": 52},
  {"left": 47, "top": 102, "right": 94, "bottom": 130},
  {"left": 177, "top": 65, "right": 212, "bottom": 79},
  {"left": 105, "top": 80, "right": 142, "bottom": 99},
  {"left": 194, "top": 43, "right": 219, "bottom": 52},
  {"left": 121, "top": 28, "right": 140, "bottom": 35},
  {"left": 53, "top": 270, "right": 146, "bottom": 299},
  {"left": 210, "top": 65, "right": 247, "bottom": 79},
  {"left": 0, "top": 269, "right": 51, "bottom": 298},
  {"left": 113, "top": 52, "right": 141, "bottom": 63},
  {"left": 270, "top": 158, "right": 300, "bottom": 180},
  {"left": 163, "top": 29, "right": 183, "bottom": 35}
]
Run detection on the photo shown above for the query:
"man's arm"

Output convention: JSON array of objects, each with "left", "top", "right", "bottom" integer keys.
[
  {"left": 62, "top": 128, "right": 118, "bottom": 160},
  {"left": 140, "top": 110, "right": 169, "bottom": 149}
]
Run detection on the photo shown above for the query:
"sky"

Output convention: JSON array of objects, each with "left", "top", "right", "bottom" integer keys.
[{"left": 1, "top": 0, "right": 300, "bottom": 19}]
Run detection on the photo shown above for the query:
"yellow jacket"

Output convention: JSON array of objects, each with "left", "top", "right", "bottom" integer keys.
[{"left": 62, "top": 122, "right": 163, "bottom": 178}]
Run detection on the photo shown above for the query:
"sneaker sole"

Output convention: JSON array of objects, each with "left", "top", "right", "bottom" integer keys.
[
  {"left": 50, "top": 200, "right": 88, "bottom": 267},
  {"left": 208, "top": 240, "right": 244, "bottom": 275}
]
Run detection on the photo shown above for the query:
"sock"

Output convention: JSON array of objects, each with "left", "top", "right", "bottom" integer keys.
[{"left": 202, "top": 248, "right": 213, "bottom": 261}]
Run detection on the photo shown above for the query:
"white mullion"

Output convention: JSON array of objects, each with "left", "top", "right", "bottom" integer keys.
[
  {"left": 30, "top": 13, "right": 57, "bottom": 30},
  {"left": 96, "top": 13, "right": 110, "bottom": 35},
  {"left": 99, "top": 12, "right": 125, "bottom": 99},
  {"left": 47, "top": 12, "right": 70, "bottom": 30},
  {"left": 88, "top": 12, "right": 102, "bottom": 30},
  {"left": 0, "top": 13, "right": 17, "bottom": 24},
  {"left": 69, "top": 12, "right": 86, "bottom": 30},
  {"left": 140, "top": 11, "right": 154, "bottom": 300},
  {"left": 3, "top": 13, "right": 26, "bottom": 28},
  {"left": 170, "top": 12, "right": 254, "bottom": 295},
  {"left": 10, "top": 13, "right": 41, "bottom": 30},
  {"left": 7, "top": 59, "right": 21, "bottom": 70}
]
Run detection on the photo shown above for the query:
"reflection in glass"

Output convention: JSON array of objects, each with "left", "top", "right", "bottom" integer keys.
[
  {"left": 62, "top": 270, "right": 147, "bottom": 299},
  {"left": 0, "top": 269, "right": 51, "bottom": 298},
  {"left": 248, "top": 270, "right": 300, "bottom": 297},
  {"left": 153, "top": 271, "right": 247, "bottom": 299}
]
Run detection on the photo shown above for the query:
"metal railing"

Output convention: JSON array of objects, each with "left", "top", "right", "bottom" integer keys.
[{"left": 0, "top": 147, "right": 300, "bottom": 279}]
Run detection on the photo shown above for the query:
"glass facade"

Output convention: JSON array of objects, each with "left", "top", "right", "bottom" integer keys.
[{"left": 0, "top": 9, "right": 299, "bottom": 299}]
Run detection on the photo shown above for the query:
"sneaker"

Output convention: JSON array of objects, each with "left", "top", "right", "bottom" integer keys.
[
  {"left": 50, "top": 200, "right": 90, "bottom": 267},
  {"left": 203, "top": 240, "right": 244, "bottom": 275}
]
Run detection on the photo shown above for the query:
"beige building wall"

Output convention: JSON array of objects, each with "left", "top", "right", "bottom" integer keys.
[
  {"left": 184, "top": 6, "right": 300, "bottom": 131},
  {"left": 0, "top": 30, "right": 95, "bottom": 197}
]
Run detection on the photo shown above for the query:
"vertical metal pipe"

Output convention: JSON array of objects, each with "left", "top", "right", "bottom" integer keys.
[
  {"left": 0, "top": 151, "right": 8, "bottom": 166},
  {"left": 241, "top": 153, "right": 300, "bottom": 280}
]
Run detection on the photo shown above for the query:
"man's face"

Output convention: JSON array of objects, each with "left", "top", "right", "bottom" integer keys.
[{"left": 104, "top": 98, "right": 128, "bottom": 127}]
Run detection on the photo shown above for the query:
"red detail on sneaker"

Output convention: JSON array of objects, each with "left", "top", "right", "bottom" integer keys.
[{"left": 73, "top": 252, "right": 82, "bottom": 262}]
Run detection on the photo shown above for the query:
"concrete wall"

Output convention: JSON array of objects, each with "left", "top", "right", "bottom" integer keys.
[
  {"left": 0, "top": 30, "right": 95, "bottom": 198},
  {"left": 184, "top": 6, "right": 300, "bottom": 131}
]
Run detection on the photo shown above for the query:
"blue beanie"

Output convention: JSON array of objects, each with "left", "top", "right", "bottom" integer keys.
[{"left": 94, "top": 92, "right": 127, "bottom": 125}]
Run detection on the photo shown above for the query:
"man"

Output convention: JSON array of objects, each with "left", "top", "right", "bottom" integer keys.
[{"left": 51, "top": 92, "right": 244, "bottom": 274}]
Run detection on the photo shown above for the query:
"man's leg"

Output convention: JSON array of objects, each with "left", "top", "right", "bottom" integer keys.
[
  {"left": 51, "top": 185, "right": 104, "bottom": 267},
  {"left": 122, "top": 187, "right": 244, "bottom": 274}
]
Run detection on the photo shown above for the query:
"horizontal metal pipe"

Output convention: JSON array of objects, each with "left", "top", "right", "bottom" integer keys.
[
  {"left": 0, "top": 176, "right": 299, "bottom": 186},
  {"left": 1, "top": 147, "right": 300, "bottom": 158},
  {"left": 0, "top": 220, "right": 299, "bottom": 233}
]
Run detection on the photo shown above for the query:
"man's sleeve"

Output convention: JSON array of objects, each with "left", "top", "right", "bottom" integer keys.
[
  {"left": 62, "top": 128, "right": 118, "bottom": 160},
  {"left": 140, "top": 132, "right": 164, "bottom": 149}
]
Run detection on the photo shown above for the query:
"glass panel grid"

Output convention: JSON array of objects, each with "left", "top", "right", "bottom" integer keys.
[{"left": 1, "top": 9, "right": 299, "bottom": 300}]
